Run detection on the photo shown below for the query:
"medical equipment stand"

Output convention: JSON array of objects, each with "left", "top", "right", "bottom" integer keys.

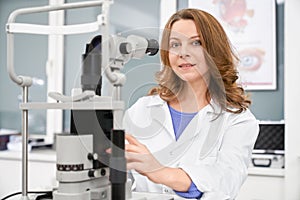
[
  {"left": 21, "top": 86, "right": 29, "bottom": 200},
  {"left": 6, "top": 1, "right": 113, "bottom": 199},
  {"left": 6, "top": 1, "right": 178, "bottom": 199}
]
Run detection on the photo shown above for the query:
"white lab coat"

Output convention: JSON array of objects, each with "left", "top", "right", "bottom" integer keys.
[{"left": 123, "top": 95, "right": 259, "bottom": 200}]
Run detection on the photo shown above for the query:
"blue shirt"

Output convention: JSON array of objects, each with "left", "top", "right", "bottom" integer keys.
[{"left": 168, "top": 105, "right": 203, "bottom": 199}]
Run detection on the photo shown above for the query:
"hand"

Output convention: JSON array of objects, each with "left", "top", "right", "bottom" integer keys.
[
  {"left": 125, "top": 134, "right": 193, "bottom": 191},
  {"left": 125, "top": 134, "right": 164, "bottom": 183}
]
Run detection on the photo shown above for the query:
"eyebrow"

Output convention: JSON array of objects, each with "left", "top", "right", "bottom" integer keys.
[{"left": 169, "top": 35, "right": 200, "bottom": 40}]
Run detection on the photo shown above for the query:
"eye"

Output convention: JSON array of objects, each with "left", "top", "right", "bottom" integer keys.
[
  {"left": 240, "top": 55, "right": 260, "bottom": 71},
  {"left": 238, "top": 48, "right": 265, "bottom": 71},
  {"left": 192, "top": 40, "right": 201, "bottom": 46},
  {"left": 169, "top": 41, "right": 181, "bottom": 48},
  {"left": 241, "top": 56, "right": 259, "bottom": 67}
]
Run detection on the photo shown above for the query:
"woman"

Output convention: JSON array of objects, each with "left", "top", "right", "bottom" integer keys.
[{"left": 123, "top": 8, "right": 259, "bottom": 200}]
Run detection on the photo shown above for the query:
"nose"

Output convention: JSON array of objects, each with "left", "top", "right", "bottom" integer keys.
[{"left": 178, "top": 44, "right": 190, "bottom": 58}]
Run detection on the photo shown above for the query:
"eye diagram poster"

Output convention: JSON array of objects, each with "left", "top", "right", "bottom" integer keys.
[{"left": 189, "top": 0, "right": 276, "bottom": 90}]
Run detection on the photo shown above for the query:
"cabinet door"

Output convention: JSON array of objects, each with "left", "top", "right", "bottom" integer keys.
[
  {"left": 0, "top": 159, "right": 56, "bottom": 198},
  {"left": 236, "top": 175, "right": 284, "bottom": 200}
]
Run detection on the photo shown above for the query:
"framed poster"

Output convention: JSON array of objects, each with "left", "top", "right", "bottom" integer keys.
[{"left": 189, "top": 0, "right": 277, "bottom": 90}]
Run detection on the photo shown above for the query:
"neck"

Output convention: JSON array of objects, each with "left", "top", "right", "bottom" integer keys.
[
  {"left": 170, "top": 81, "right": 210, "bottom": 113},
  {"left": 182, "top": 82, "right": 209, "bottom": 105}
]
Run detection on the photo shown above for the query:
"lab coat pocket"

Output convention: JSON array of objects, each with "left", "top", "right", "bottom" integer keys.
[
  {"left": 199, "top": 154, "right": 218, "bottom": 165},
  {"left": 197, "top": 147, "right": 218, "bottom": 165}
]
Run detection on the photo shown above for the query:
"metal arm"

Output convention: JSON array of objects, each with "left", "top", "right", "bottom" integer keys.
[
  {"left": 6, "top": 0, "right": 112, "bottom": 87},
  {"left": 7, "top": 1, "right": 106, "bottom": 23}
]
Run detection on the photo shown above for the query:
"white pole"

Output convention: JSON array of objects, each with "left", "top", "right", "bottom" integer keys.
[{"left": 46, "top": 0, "right": 65, "bottom": 143}]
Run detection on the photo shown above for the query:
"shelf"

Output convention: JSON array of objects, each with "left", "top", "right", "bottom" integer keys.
[
  {"left": 248, "top": 167, "right": 285, "bottom": 177},
  {"left": 0, "top": 149, "right": 56, "bottom": 163},
  {"left": 19, "top": 101, "right": 124, "bottom": 110},
  {"left": 0, "top": 151, "right": 286, "bottom": 177}
]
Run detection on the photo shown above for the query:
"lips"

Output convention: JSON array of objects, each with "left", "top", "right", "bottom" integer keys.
[{"left": 179, "top": 63, "right": 195, "bottom": 68}]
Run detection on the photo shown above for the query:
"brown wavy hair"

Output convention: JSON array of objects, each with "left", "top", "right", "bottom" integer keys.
[{"left": 149, "top": 8, "right": 251, "bottom": 113}]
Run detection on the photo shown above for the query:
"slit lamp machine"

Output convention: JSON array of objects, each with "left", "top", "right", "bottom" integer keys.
[{"left": 5, "top": 1, "right": 178, "bottom": 199}]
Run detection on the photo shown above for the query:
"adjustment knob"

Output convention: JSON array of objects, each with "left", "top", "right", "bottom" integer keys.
[
  {"left": 119, "top": 42, "right": 132, "bottom": 54},
  {"left": 88, "top": 169, "right": 101, "bottom": 178},
  {"left": 87, "top": 153, "right": 98, "bottom": 161}
]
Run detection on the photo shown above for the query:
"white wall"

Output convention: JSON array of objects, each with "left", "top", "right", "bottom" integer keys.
[{"left": 284, "top": 0, "right": 300, "bottom": 199}]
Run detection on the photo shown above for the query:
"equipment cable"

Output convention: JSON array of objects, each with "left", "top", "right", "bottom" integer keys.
[{"left": 1, "top": 190, "right": 52, "bottom": 200}]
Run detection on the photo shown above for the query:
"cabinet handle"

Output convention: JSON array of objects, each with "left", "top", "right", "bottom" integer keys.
[{"left": 252, "top": 158, "right": 272, "bottom": 167}]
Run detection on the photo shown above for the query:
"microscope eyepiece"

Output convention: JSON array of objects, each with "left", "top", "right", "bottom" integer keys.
[
  {"left": 146, "top": 39, "right": 159, "bottom": 56},
  {"left": 119, "top": 42, "right": 132, "bottom": 54},
  {"left": 119, "top": 38, "right": 159, "bottom": 56}
]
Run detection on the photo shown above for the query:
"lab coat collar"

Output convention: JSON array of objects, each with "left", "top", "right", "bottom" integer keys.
[
  {"left": 146, "top": 95, "right": 165, "bottom": 107},
  {"left": 206, "top": 99, "right": 225, "bottom": 116},
  {"left": 145, "top": 95, "right": 224, "bottom": 142},
  {"left": 146, "top": 96, "right": 175, "bottom": 140},
  {"left": 146, "top": 94, "right": 224, "bottom": 116}
]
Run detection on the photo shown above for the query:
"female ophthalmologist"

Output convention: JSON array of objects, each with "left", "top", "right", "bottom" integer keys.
[{"left": 122, "top": 8, "right": 259, "bottom": 200}]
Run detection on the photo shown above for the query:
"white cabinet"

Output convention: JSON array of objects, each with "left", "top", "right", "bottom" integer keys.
[
  {"left": 0, "top": 150, "right": 57, "bottom": 199},
  {"left": 236, "top": 168, "right": 284, "bottom": 200},
  {"left": 0, "top": 151, "right": 289, "bottom": 200}
]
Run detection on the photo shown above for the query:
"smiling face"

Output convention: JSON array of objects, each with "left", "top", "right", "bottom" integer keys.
[
  {"left": 168, "top": 19, "right": 209, "bottom": 85},
  {"left": 154, "top": 9, "right": 245, "bottom": 112}
]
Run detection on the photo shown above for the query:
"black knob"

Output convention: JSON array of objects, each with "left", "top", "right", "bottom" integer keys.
[
  {"left": 119, "top": 42, "right": 132, "bottom": 54},
  {"left": 88, "top": 170, "right": 95, "bottom": 177},
  {"left": 87, "top": 153, "right": 98, "bottom": 160},
  {"left": 101, "top": 169, "right": 106, "bottom": 176}
]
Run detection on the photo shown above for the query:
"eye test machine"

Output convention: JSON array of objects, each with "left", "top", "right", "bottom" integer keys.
[{"left": 5, "top": 1, "right": 181, "bottom": 199}]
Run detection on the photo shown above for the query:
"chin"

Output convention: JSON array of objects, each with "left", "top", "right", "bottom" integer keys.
[{"left": 179, "top": 75, "right": 201, "bottom": 83}]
